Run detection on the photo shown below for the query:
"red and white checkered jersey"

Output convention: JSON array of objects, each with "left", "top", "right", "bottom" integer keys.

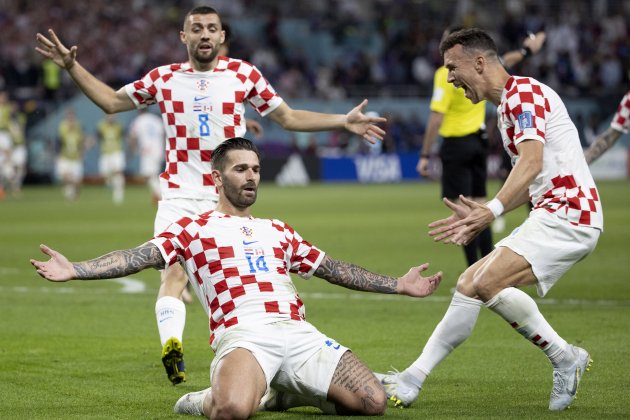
[
  {"left": 497, "top": 76, "right": 603, "bottom": 229},
  {"left": 124, "top": 57, "right": 283, "bottom": 200},
  {"left": 610, "top": 90, "right": 630, "bottom": 134},
  {"left": 149, "top": 210, "right": 325, "bottom": 348}
]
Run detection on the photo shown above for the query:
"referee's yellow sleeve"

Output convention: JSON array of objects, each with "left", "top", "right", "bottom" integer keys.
[{"left": 429, "top": 67, "right": 452, "bottom": 115}]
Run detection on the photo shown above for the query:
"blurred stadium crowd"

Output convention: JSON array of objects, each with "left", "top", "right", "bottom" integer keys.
[
  {"left": 0, "top": 0, "right": 628, "bottom": 191},
  {"left": 2, "top": 0, "right": 629, "bottom": 104}
]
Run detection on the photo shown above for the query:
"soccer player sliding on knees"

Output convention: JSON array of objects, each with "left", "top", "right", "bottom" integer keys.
[{"left": 32, "top": 137, "right": 442, "bottom": 418}]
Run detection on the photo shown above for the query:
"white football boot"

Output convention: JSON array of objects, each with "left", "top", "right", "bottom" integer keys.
[
  {"left": 549, "top": 346, "right": 592, "bottom": 411},
  {"left": 173, "top": 387, "right": 211, "bottom": 416},
  {"left": 374, "top": 371, "right": 421, "bottom": 408}
]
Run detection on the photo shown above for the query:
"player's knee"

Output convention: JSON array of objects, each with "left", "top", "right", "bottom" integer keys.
[
  {"left": 349, "top": 384, "right": 387, "bottom": 416},
  {"left": 471, "top": 271, "right": 499, "bottom": 301},
  {"left": 366, "top": 386, "right": 387, "bottom": 416},
  {"left": 209, "top": 393, "right": 255, "bottom": 420},
  {"left": 455, "top": 270, "right": 476, "bottom": 296}
]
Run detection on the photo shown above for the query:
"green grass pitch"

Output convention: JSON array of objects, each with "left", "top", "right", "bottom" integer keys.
[{"left": 1, "top": 180, "right": 629, "bottom": 419}]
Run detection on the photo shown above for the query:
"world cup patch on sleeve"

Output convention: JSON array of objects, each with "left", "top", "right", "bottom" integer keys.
[{"left": 517, "top": 111, "right": 533, "bottom": 130}]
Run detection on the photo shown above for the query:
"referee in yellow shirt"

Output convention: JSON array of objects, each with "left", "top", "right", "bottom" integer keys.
[{"left": 418, "top": 26, "right": 545, "bottom": 266}]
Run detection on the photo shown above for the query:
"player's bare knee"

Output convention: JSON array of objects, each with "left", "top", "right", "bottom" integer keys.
[
  {"left": 331, "top": 353, "right": 387, "bottom": 416},
  {"left": 455, "top": 270, "right": 476, "bottom": 297},
  {"left": 365, "top": 385, "right": 387, "bottom": 416},
  {"left": 340, "top": 388, "right": 386, "bottom": 416},
  {"left": 353, "top": 375, "right": 387, "bottom": 415},
  {"left": 209, "top": 393, "right": 254, "bottom": 420},
  {"left": 471, "top": 270, "right": 500, "bottom": 301}
]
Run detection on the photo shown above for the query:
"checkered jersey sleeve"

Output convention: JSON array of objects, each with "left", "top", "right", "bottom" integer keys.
[
  {"left": 149, "top": 216, "right": 197, "bottom": 268},
  {"left": 240, "top": 62, "right": 283, "bottom": 117},
  {"left": 611, "top": 91, "right": 630, "bottom": 134},
  {"left": 504, "top": 77, "right": 550, "bottom": 146},
  {"left": 124, "top": 64, "right": 181, "bottom": 108},
  {"left": 280, "top": 221, "right": 325, "bottom": 279}
]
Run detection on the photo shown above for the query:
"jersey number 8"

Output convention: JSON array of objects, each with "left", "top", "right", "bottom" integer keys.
[{"left": 198, "top": 114, "right": 211, "bottom": 137}]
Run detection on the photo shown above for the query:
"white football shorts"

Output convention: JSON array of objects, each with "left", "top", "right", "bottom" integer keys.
[
  {"left": 99, "top": 151, "right": 125, "bottom": 176},
  {"left": 496, "top": 208, "right": 601, "bottom": 297},
  {"left": 12, "top": 144, "right": 27, "bottom": 166},
  {"left": 56, "top": 158, "right": 83, "bottom": 183},
  {"left": 210, "top": 321, "right": 349, "bottom": 399}
]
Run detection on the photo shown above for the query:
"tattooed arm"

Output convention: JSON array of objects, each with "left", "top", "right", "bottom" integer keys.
[
  {"left": 30, "top": 243, "right": 165, "bottom": 282},
  {"left": 584, "top": 127, "right": 623, "bottom": 164},
  {"left": 313, "top": 255, "right": 442, "bottom": 298}
]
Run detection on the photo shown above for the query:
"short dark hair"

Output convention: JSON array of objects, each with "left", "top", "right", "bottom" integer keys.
[
  {"left": 439, "top": 27, "right": 498, "bottom": 59},
  {"left": 211, "top": 137, "right": 260, "bottom": 171},
  {"left": 184, "top": 6, "right": 222, "bottom": 28}
]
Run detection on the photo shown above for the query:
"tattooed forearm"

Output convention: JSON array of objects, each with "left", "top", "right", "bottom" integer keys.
[
  {"left": 73, "top": 243, "right": 165, "bottom": 279},
  {"left": 314, "top": 255, "right": 398, "bottom": 293},
  {"left": 585, "top": 127, "right": 622, "bottom": 164}
]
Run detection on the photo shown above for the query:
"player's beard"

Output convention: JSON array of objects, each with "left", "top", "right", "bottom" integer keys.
[
  {"left": 223, "top": 178, "right": 258, "bottom": 210},
  {"left": 192, "top": 43, "right": 219, "bottom": 64}
]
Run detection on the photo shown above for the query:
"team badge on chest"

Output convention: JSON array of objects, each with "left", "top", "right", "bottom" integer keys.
[{"left": 196, "top": 79, "right": 210, "bottom": 92}]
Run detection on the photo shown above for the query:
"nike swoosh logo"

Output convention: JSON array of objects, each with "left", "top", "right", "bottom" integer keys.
[
  {"left": 194, "top": 96, "right": 209, "bottom": 101},
  {"left": 243, "top": 240, "right": 258, "bottom": 245}
]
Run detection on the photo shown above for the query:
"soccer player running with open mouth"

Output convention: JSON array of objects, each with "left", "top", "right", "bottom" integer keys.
[{"left": 376, "top": 28, "right": 602, "bottom": 412}]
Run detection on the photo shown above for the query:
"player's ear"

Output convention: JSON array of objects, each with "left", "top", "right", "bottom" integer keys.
[
  {"left": 474, "top": 55, "right": 484, "bottom": 73},
  {"left": 212, "top": 169, "right": 222, "bottom": 187},
  {"left": 179, "top": 31, "right": 187, "bottom": 45}
]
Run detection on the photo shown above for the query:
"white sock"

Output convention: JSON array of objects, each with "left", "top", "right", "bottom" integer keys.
[
  {"left": 112, "top": 173, "right": 124, "bottom": 204},
  {"left": 155, "top": 296, "right": 186, "bottom": 347},
  {"left": 486, "top": 287, "right": 568, "bottom": 367},
  {"left": 404, "top": 291, "right": 483, "bottom": 387},
  {"left": 63, "top": 184, "right": 73, "bottom": 200}
]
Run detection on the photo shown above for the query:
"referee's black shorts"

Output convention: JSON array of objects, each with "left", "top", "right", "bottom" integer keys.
[{"left": 439, "top": 130, "right": 489, "bottom": 199}]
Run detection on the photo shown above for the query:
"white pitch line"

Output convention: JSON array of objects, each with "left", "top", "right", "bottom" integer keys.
[
  {"left": 111, "top": 278, "right": 147, "bottom": 293},
  {"left": 5, "top": 277, "right": 147, "bottom": 295},
  {"left": 2, "top": 285, "right": 629, "bottom": 306}
]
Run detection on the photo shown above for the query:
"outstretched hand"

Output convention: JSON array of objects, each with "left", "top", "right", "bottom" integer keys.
[
  {"left": 345, "top": 99, "right": 387, "bottom": 143},
  {"left": 428, "top": 195, "right": 494, "bottom": 245},
  {"left": 35, "top": 29, "right": 77, "bottom": 70},
  {"left": 397, "top": 263, "right": 442, "bottom": 297},
  {"left": 30, "top": 244, "right": 76, "bottom": 282}
]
